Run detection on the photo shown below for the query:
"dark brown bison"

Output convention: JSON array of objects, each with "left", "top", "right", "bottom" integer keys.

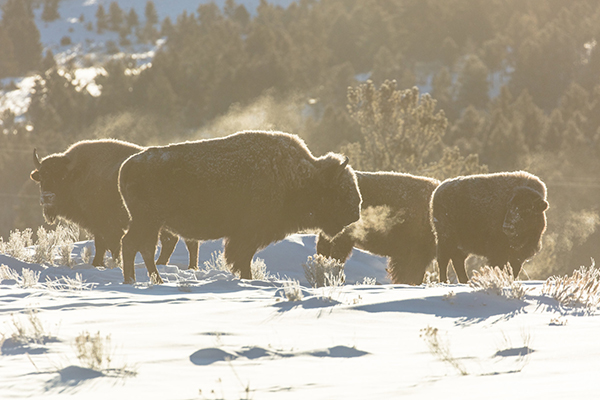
[
  {"left": 30, "top": 139, "right": 198, "bottom": 268},
  {"left": 430, "top": 171, "right": 548, "bottom": 283},
  {"left": 118, "top": 130, "right": 362, "bottom": 284},
  {"left": 317, "top": 171, "right": 440, "bottom": 285}
]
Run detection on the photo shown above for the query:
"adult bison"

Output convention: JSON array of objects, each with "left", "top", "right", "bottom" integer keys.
[
  {"left": 430, "top": 171, "right": 548, "bottom": 283},
  {"left": 317, "top": 171, "right": 439, "bottom": 285},
  {"left": 118, "top": 130, "right": 362, "bottom": 284},
  {"left": 30, "top": 139, "right": 198, "bottom": 268}
]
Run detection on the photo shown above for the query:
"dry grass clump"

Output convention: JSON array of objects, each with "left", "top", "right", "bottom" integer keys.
[
  {"left": 7, "top": 308, "right": 53, "bottom": 346},
  {"left": 0, "top": 222, "right": 79, "bottom": 266},
  {"left": 281, "top": 279, "right": 303, "bottom": 301},
  {"left": 420, "top": 326, "right": 467, "bottom": 375},
  {"left": 0, "top": 265, "right": 41, "bottom": 288},
  {"left": 33, "top": 223, "right": 79, "bottom": 266},
  {"left": 469, "top": 265, "right": 528, "bottom": 300},
  {"left": 0, "top": 228, "right": 33, "bottom": 261},
  {"left": 74, "top": 331, "right": 113, "bottom": 371},
  {"left": 73, "top": 331, "right": 137, "bottom": 377},
  {"left": 201, "top": 251, "right": 274, "bottom": 280},
  {"left": 303, "top": 254, "right": 345, "bottom": 288},
  {"left": 45, "top": 273, "right": 95, "bottom": 291},
  {"left": 542, "top": 259, "right": 600, "bottom": 309}
]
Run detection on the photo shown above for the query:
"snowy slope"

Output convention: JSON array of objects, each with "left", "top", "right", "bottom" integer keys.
[
  {"left": 1, "top": 0, "right": 298, "bottom": 118},
  {"left": 1, "top": 234, "right": 599, "bottom": 399}
]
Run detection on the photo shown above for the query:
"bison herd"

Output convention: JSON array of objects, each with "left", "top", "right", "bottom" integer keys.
[{"left": 30, "top": 131, "right": 548, "bottom": 285}]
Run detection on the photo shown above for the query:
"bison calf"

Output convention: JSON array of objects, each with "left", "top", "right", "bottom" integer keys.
[
  {"left": 30, "top": 139, "right": 198, "bottom": 268},
  {"left": 118, "top": 130, "right": 362, "bottom": 284},
  {"left": 430, "top": 171, "right": 548, "bottom": 283},
  {"left": 317, "top": 171, "right": 439, "bottom": 285}
]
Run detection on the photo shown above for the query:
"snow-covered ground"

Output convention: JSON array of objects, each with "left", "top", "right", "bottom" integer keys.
[{"left": 1, "top": 234, "right": 599, "bottom": 399}]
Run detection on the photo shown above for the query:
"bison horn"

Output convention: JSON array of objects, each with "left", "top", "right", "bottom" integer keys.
[
  {"left": 33, "top": 148, "right": 41, "bottom": 168},
  {"left": 341, "top": 156, "right": 349, "bottom": 169}
]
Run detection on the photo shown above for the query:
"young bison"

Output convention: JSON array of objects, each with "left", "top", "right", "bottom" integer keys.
[
  {"left": 118, "top": 130, "right": 362, "bottom": 284},
  {"left": 30, "top": 139, "right": 198, "bottom": 268},
  {"left": 430, "top": 171, "right": 548, "bottom": 283},
  {"left": 317, "top": 171, "right": 439, "bottom": 285}
]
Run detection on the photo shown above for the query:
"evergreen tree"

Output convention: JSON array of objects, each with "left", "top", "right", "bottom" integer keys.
[
  {"left": 160, "top": 16, "right": 174, "bottom": 38},
  {"left": 108, "top": 2, "right": 124, "bottom": 32},
  {"left": 145, "top": 1, "right": 158, "bottom": 26},
  {"left": 456, "top": 54, "right": 489, "bottom": 109},
  {"left": 0, "top": 26, "right": 17, "bottom": 78},
  {"left": 1, "top": 0, "right": 42, "bottom": 74},
  {"left": 41, "top": 49, "right": 56, "bottom": 72},
  {"left": 41, "top": 0, "right": 60, "bottom": 22},
  {"left": 96, "top": 4, "right": 108, "bottom": 33},
  {"left": 126, "top": 8, "right": 139, "bottom": 33}
]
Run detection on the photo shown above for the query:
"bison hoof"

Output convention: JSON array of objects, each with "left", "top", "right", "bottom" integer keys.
[
  {"left": 123, "top": 277, "right": 136, "bottom": 284},
  {"left": 150, "top": 272, "right": 164, "bottom": 285},
  {"left": 187, "top": 265, "right": 199, "bottom": 271}
]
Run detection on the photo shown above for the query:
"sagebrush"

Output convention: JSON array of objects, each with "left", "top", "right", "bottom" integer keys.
[
  {"left": 469, "top": 265, "right": 528, "bottom": 300},
  {"left": 302, "top": 254, "right": 345, "bottom": 288},
  {"left": 542, "top": 259, "right": 600, "bottom": 309}
]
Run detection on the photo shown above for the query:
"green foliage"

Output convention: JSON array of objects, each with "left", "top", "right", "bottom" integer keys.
[{"left": 343, "top": 80, "right": 485, "bottom": 180}]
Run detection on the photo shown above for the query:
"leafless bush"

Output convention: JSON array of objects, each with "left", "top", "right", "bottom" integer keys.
[
  {"left": 469, "top": 265, "right": 528, "bottom": 300},
  {"left": 302, "top": 254, "right": 345, "bottom": 288},
  {"left": 281, "top": 279, "right": 303, "bottom": 301},
  {"left": 542, "top": 259, "right": 600, "bottom": 309}
]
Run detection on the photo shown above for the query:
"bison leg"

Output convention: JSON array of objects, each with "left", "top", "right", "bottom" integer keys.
[
  {"left": 508, "top": 258, "right": 524, "bottom": 279},
  {"left": 450, "top": 253, "right": 468, "bottom": 284},
  {"left": 316, "top": 232, "right": 333, "bottom": 257},
  {"left": 224, "top": 239, "right": 257, "bottom": 280},
  {"left": 185, "top": 240, "right": 199, "bottom": 270},
  {"left": 316, "top": 231, "right": 354, "bottom": 263},
  {"left": 388, "top": 253, "right": 430, "bottom": 285},
  {"left": 436, "top": 243, "right": 452, "bottom": 284},
  {"left": 121, "top": 223, "right": 162, "bottom": 284},
  {"left": 156, "top": 230, "right": 178, "bottom": 265},
  {"left": 91, "top": 237, "right": 108, "bottom": 267},
  {"left": 436, "top": 242, "right": 468, "bottom": 283}
]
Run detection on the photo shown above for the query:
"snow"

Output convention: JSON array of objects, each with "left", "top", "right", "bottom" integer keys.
[{"left": 1, "top": 233, "right": 599, "bottom": 399}]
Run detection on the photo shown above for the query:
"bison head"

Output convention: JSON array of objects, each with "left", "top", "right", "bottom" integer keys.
[
  {"left": 502, "top": 186, "right": 548, "bottom": 250},
  {"left": 30, "top": 149, "right": 75, "bottom": 224},
  {"left": 306, "top": 154, "right": 362, "bottom": 239}
]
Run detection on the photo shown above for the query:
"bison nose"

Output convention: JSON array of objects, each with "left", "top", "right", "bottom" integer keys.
[{"left": 503, "top": 223, "right": 517, "bottom": 237}]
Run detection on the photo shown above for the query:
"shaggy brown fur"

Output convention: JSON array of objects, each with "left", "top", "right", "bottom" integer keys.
[
  {"left": 30, "top": 139, "right": 198, "bottom": 268},
  {"left": 317, "top": 171, "right": 440, "bottom": 285},
  {"left": 118, "top": 130, "right": 362, "bottom": 284},
  {"left": 430, "top": 171, "right": 548, "bottom": 283}
]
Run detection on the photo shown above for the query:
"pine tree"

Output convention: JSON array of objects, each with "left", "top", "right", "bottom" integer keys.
[
  {"left": 41, "top": 49, "right": 56, "bottom": 72},
  {"left": 145, "top": 1, "right": 158, "bottom": 26},
  {"left": 456, "top": 54, "right": 489, "bottom": 109},
  {"left": 126, "top": 8, "right": 139, "bottom": 33},
  {"left": 96, "top": 4, "right": 108, "bottom": 34},
  {"left": 41, "top": 0, "right": 60, "bottom": 22},
  {"left": 1, "top": 0, "right": 42, "bottom": 74},
  {"left": 0, "top": 26, "right": 17, "bottom": 78},
  {"left": 108, "top": 2, "right": 124, "bottom": 32}
]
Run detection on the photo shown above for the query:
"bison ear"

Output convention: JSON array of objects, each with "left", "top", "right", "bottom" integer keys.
[
  {"left": 533, "top": 197, "right": 549, "bottom": 213},
  {"left": 30, "top": 170, "right": 41, "bottom": 182},
  {"left": 330, "top": 156, "right": 349, "bottom": 180}
]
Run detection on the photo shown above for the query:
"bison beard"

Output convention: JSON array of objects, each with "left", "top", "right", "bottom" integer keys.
[
  {"left": 30, "top": 140, "right": 198, "bottom": 269},
  {"left": 118, "top": 131, "right": 362, "bottom": 284},
  {"left": 317, "top": 171, "right": 440, "bottom": 285},
  {"left": 430, "top": 171, "right": 549, "bottom": 283}
]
